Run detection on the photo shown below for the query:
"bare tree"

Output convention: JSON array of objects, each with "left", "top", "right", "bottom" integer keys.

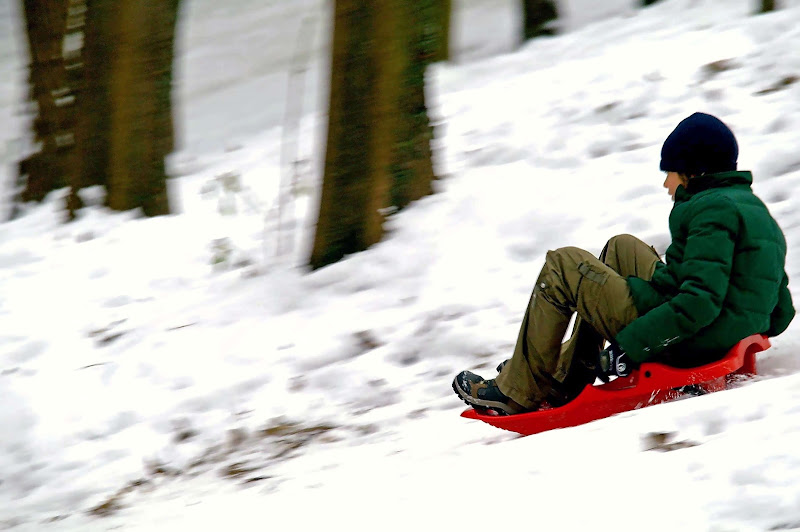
[
  {"left": 310, "top": 1, "right": 405, "bottom": 269},
  {"left": 390, "top": 1, "right": 444, "bottom": 210},
  {"left": 17, "top": 0, "right": 180, "bottom": 218},
  {"left": 104, "top": 0, "right": 178, "bottom": 215},
  {"left": 310, "top": 2, "right": 449, "bottom": 269},
  {"left": 760, "top": 0, "right": 776, "bottom": 12},
  {"left": 18, "top": 0, "right": 72, "bottom": 203},
  {"left": 67, "top": 0, "right": 112, "bottom": 214}
]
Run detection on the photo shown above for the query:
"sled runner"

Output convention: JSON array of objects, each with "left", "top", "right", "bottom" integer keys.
[{"left": 461, "top": 334, "right": 771, "bottom": 436}]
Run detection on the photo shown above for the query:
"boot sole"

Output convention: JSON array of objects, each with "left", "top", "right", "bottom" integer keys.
[{"left": 452, "top": 376, "right": 515, "bottom": 416}]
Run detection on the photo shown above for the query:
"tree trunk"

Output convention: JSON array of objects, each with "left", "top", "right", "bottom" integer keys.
[
  {"left": 641, "top": 0, "right": 661, "bottom": 6},
  {"left": 72, "top": 0, "right": 114, "bottom": 195},
  {"left": 18, "top": 0, "right": 71, "bottom": 202},
  {"left": 105, "top": 0, "right": 178, "bottom": 216},
  {"left": 442, "top": 0, "right": 451, "bottom": 62},
  {"left": 309, "top": 0, "right": 404, "bottom": 269},
  {"left": 390, "top": 3, "right": 439, "bottom": 210},
  {"left": 430, "top": 0, "right": 451, "bottom": 63},
  {"left": 760, "top": 0, "right": 776, "bottom": 12},
  {"left": 522, "top": 0, "right": 558, "bottom": 41}
]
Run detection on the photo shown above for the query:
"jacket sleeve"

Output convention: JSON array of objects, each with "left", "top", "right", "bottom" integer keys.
[
  {"left": 615, "top": 200, "right": 738, "bottom": 362},
  {"left": 766, "top": 272, "right": 795, "bottom": 337}
]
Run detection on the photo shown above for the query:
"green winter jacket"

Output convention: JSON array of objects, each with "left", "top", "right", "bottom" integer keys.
[{"left": 616, "top": 171, "right": 794, "bottom": 364}]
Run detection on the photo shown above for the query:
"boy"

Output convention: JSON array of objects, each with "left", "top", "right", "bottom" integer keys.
[{"left": 453, "top": 112, "right": 795, "bottom": 415}]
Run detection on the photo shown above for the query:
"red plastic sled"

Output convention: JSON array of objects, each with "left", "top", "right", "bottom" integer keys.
[{"left": 461, "top": 334, "right": 771, "bottom": 436}]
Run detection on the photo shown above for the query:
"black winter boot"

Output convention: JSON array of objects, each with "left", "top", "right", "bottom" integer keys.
[{"left": 452, "top": 371, "right": 529, "bottom": 415}]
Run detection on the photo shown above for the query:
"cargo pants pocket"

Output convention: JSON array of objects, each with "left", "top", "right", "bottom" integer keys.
[
  {"left": 575, "top": 260, "right": 637, "bottom": 342},
  {"left": 577, "top": 262, "right": 608, "bottom": 286}
]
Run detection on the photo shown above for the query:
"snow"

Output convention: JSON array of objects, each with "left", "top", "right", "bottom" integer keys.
[{"left": 2, "top": 0, "right": 800, "bottom": 530}]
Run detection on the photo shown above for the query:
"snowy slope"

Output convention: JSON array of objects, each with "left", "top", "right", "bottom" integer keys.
[{"left": 2, "top": 0, "right": 800, "bottom": 530}]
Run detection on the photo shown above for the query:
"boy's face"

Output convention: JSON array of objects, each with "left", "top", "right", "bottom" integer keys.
[{"left": 663, "top": 172, "right": 687, "bottom": 201}]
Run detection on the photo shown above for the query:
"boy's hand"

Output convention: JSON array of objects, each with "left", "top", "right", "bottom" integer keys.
[{"left": 596, "top": 343, "right": 634, "bottom": 382}]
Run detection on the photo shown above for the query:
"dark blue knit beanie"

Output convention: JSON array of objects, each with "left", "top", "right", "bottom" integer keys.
[{"left": 660, "top": 112, "right": 738, "bottom": 176}]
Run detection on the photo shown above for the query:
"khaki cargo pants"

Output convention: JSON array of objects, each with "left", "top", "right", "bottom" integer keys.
[{"left": 496, "top": 234, "right": 661, "bottom": 409}]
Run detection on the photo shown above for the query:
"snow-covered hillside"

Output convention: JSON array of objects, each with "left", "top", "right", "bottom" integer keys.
[{"left": 2, "top": 0, "right": 800, "bottom": 530}]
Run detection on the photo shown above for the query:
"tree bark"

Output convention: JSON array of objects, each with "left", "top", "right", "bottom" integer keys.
[
  {"left": 430, "top": 0, "right": 451, "bottom": 63},
  {"left": 72, "top": 0, "right": 114, "bottom": 195},
  {"left": 522, "top": 0, "right": 558, "bottom": 41},
  {"left": 390, "top": 3, "right": 438, "bottom": 210},
  {"left": 309, "top": 0, "right": 404, "bottom": 269},
  {"left": 105, "top": 0, "right": 178, "bottom": 216},
  {"left": 441, "top": 0, "right": 451, "bottom": 62},
  {"left": 760, "top": 0, "right": 776, "bottom": 12},
  {"left": 18, "top": 0, "right": 71, "bottom": 202}
]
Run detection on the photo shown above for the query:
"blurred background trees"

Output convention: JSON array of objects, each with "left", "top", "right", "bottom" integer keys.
[
  {"left": 21, "top": 0, "right": 749, "bottom": 268},
  {"left": 16, "top": 0, "right": 180, "bottom": 219}
]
